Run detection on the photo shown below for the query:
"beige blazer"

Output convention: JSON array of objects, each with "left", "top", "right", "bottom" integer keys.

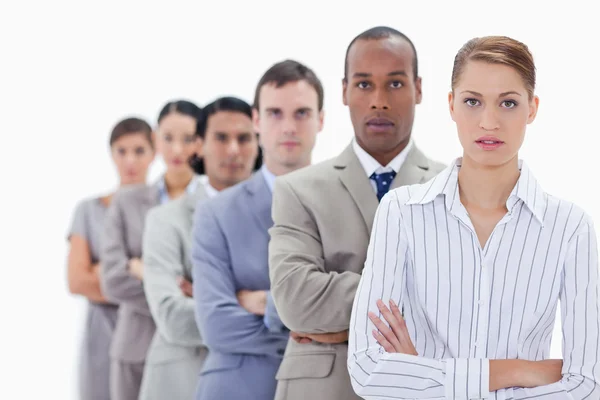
[
  {"left": 268, "top": 143, "right": 446, "bottom": 400},
  {"left": 138, "top": 186, "right": 209, "bottom": 400}
]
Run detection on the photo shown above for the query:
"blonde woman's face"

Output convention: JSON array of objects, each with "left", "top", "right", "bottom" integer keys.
[{"left": 449, "top": 60, "right": 539, "bottom": 167}]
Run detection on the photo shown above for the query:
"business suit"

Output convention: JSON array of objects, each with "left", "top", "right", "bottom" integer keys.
[
  {"left": 100, "top": 183, "right": 159, "bottom": 400},
  {"left": 138, "top": 185, "right": 209, "bottom": 400},
  {"left": 268, "top": 143, "right": 445, "bottom": 400},
  {"left": 68, "top": 197, "right": 118, "bottom": 400},
  {"left": 192, "top": 170, "right": 289, "bottom": 400}
]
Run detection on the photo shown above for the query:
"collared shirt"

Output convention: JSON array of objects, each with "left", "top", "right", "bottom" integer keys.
[
  {"left": 349, "top": 158, "right": 599, "bottom": 399},
  {"left": 352, "top": 138, "right": 413, "bottom": 193},
  {"left": 261, "top": 164, "right": 278, "bottom": 330},
  {"left": 261, "top": 165, "right": 277, "bottom": 193},
  {"left": 199, "top": 175, "right": 219, "bottom": 198},
  {"left": 157, "top": 175, "right": 200, "bottom": 204}
]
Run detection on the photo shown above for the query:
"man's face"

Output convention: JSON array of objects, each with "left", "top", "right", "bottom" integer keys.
[
  {"left": 343, "top": 37, "right": 422, "bottom": 160},
  {"left": 254, "top": 80, "right": 323, "bottom": 171},
  {"left": 200, "top": 110, "right": 258, "bottom": 190}
]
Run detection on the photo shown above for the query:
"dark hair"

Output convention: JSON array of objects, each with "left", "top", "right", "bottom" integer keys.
[
  {"left": 157, "top": 99, "right": 202, "bottom": 124},
  {"left": 344, "top": 26, "right": 419, "bottom": 81},
  {"left": 452, "top": 36, "right": 536, "bottom": 99},
  {"left": 189, "top": 96, "right": 262, "bottom": 174},
  {"left": 109, "top": 117, "right": 153, "bottom": 148},
  {"left": 253, "top": 60, "right": 324, "bottom": 111}
]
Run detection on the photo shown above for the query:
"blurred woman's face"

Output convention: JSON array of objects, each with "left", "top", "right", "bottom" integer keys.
[
  {"left": 156, "top": 112, "right": 199, "bottom": 174},
  {"left": 110, "top": 132, "right": 155, "bottom": 185}
]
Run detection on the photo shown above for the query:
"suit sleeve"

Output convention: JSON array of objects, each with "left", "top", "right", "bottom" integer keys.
[
  {"left": 192, "top": 201, "right": 284, "bottom": 356},
  {"left": 67, "top": 200, "right": 88, "bottom": 240},
  {"left": 264, "top": 291, "right": 288, "bottom": 333},
  {"left": 143, "top": 207, "right": 202, "bottom": 346},
  {"left": 99, "top": 191, "right": 152, "bottom": 316},
  {"left": 268, "top": 177, "right": 361, "bottom": 334}
]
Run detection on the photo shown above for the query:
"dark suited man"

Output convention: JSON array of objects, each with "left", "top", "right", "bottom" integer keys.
[{"left": 268, "top": 26, "right": 446, "bottom": 400}]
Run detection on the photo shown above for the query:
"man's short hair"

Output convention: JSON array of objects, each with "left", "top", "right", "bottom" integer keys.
[
  {"left": 344, "top": 26, "right": 419, "bottom": 81},
  {"left": 253, "top": 59, "right": 324, "bottom": 111}
]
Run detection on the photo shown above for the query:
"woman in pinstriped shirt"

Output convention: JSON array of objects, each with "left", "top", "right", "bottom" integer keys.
[{"left": 349, "top": 36, "right": 599, "bottom": 400}]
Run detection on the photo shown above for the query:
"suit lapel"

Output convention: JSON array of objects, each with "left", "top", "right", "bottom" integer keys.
[
  {"left": 185, "top": 182, "right": 208, "bottom": 217},
  {"left": 245, "top": 172, "right": 273, "bottom": 232},
  {"left": 335, "top": 145, "right": 379, "bottom": 234},
  {"left": 335, "top": 143, "right": 432, "bottom": 234},
  {"left": 145, "top": 180, "right": 162, "bottom": 207},
  {"left": 391, "top": 145, "right": 430, "bottom": 190}
]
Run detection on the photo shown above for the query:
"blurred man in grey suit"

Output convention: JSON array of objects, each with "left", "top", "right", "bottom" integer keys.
[
  {"left": 268, "top": 26, "right": 446, "bottom": 400},
  {"left": 192, "top": 60, "right": 324, "bottom": 400},
  {"left": 139, "top": 97, "right": 262, "bottom": 400}
]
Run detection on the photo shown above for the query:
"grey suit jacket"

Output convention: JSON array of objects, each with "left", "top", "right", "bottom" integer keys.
[
  {"left": 139, "top": 186, "right": 209, "bottom": 400},
  {"left": 268, "top": 143, "right": 446, "bottom": 400},
  {"left": 192, "top": 171, "right": 289, "bottom": 400},
  {"left": 100, "top": 183, "right": 159, "bottom": 363}
]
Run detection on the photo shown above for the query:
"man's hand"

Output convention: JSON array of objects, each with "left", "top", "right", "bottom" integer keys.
[
  {"left": 290, "top": 331, "right": 312, "bottom": 344},
  {"left": 368, "top": 299, "right": 418, "bottom": 356},
  {"left": 290, "top": 330, "right": 349, "bottom": 344},
  {"left": 128, "top": 258, "right": 144, "bottom": 280},
  {"left": 236, "top": 290, "right": 267, "bottom": 316},
  {"left": 178, "top": 277, "right": 193, "bottom": 297}
]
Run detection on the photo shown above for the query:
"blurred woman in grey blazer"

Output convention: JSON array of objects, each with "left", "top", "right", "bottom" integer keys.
[
  {"left": 139, "top": 96, "right": 262, "bottom": 400},
  {"left": 100, "top": 100, "right": 203, "bottom": 400},
  {"left": 67, "top": 117, "right": 155, "bottom": 400}
]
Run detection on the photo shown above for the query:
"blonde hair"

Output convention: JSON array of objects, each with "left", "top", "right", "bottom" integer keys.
[{"left": 451, "top": 36, "right": 536, "bottom": 99}]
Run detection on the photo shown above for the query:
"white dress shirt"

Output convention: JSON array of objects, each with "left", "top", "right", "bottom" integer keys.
[
  {"left": 348, "top": 158, "right": 599, "bottom": 399},
  {"left": 199, "top": 175, "right": 219, "bottom": 198},
  {"left": 157, "top": 175, "right": 201, "bottom": 204},
  {"left": 352, "top": 138, "right": 413, "bottom": 193}
]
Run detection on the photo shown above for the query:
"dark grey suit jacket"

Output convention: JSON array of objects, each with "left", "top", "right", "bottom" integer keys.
[{"left": 100, "top": 182, "right": 159, "bottom": 363}]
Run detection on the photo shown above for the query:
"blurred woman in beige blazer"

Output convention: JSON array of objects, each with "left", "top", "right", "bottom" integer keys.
[
  {"left": 100, "top": 100, "right": 203, "bottom": 400},
  {"left": 66, "top": 117, "right": 155, "bottom": 400}
]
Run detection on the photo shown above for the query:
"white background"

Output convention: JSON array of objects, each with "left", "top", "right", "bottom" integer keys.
[{"left": 1, "top": 1, "right": 598, "bottom": 398}]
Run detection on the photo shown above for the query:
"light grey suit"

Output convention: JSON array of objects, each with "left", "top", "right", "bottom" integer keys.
[
  {"left": 100, "top": 183, "right": 159, "bottom": 400},
  {"left": 192, "top": 171, "right": 289, "bottom": 400},
  {"left": 139, "top": 186, "right": 209, "bottom": 400},
  {"left": 268, "top": 144, "right": 445, "bottom": 400}
]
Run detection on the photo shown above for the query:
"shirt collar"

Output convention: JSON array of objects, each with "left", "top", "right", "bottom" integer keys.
[
  {"left": 157, "top": 175, "right": 200, "bottom": 204},
  {"left": 406, "top": 158, "right": 546, "bottom": 225},
  {"left": 352, "top": 138, "right": 413, "bottom": 178},
  {"left": 199, "top": 175, "right": 219, "bottom": 198},
  {"left": 261, "top": 165, "right": 277, "bottom": 193}
]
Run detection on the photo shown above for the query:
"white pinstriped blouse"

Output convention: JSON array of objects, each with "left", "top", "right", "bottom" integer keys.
[{"left": 348, "top": 158, "right": 599, "bottom": 399}]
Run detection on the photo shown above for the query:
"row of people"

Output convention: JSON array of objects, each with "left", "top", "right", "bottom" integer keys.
[{"left": 67, "top": 25, "right": 599, "bottom": 400}]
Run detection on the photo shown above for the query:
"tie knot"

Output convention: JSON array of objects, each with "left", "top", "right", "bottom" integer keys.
[
  {"left": 370, "top": 171, "right": 396, "bottom": 182},
  {"left": 370, "top": 171, "right": 397, "bottom": 202}
]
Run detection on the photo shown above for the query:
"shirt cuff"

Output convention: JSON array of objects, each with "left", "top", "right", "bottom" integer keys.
[{"left": 444, "top": 358, "right": 490, "bottom": 399}]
